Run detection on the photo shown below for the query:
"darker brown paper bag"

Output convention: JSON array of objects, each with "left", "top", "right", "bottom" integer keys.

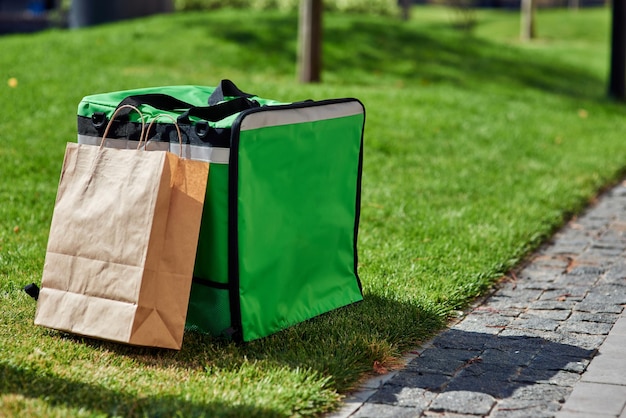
[{"left": 35, "top": 108, "right": 208, "bottom": 349}]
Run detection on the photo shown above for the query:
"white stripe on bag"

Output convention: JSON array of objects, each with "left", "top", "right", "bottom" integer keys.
[
  {"left": 77, "top": 135, "right": 230, "bottom": 164},
  {"left": 240, "top": 101, "right": 363, "bottom": 131}
]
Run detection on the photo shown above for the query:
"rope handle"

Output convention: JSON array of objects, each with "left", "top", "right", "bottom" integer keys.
[
  {"left": 99, "top": 104, "right": 145, "bottom": 149},
  {"left": 140, "top": 114, "right": 184, "bottom": 158}
]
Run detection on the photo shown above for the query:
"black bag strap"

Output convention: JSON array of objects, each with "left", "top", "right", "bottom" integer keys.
[
  {"left": 208, "top": 79, "right": 255, "bottom": 106},
  {"left": 178, "top": 97, "right": 259, "bottom": 123},
  {"left": 112, "top": 91, "right": 258, "bottom": 124},
  {"left": 116, "top": 94, "right": 195, "bottom": 116}
]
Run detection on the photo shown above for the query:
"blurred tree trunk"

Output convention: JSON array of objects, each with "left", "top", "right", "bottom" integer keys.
[
  {"left": 568, "top": 0, "right": 579, "bottom": 10},
  {"left": 298, "top": 0, "right": 322, "bottom": 83},
  {"left": 400, "top": 0, "right": 411, "bottom": 21},
  {"left": 520, "top": 0, "right": 536, "bottom": 41},
  {"left": 609, "top": 0, "right": 626, "bottom": 100}
]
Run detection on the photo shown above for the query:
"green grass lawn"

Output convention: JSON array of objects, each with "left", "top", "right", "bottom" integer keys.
[{"left": 2, "top": 5, "right": 626, "bottom": 417}]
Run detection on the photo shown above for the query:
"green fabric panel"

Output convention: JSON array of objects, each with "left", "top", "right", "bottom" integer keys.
[
  {"left": 194, "top": 164, "right": 229, "bottom": 284},
  {"left": 236, "top": 112, "right": 364, "bottom": 341},
  {"left": 78, "top": 85, "right": 283, "bottom": 128},
  {"left": 78, "top": 85, "right": 217, "bottom": 114},
  {"left": 185, "top": 164, "right": 230, "bottom": 334},
  {"left": 185, "top": 282, "right": 231, "bottom": 336}
]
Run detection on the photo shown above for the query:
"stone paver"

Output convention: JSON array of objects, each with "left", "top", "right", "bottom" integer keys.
[
  {"left": 557, "top": 382, "right": 626, "bottom": 417},
  {"left": 331, "top": 182, "right": 626, "bottom": 418}
]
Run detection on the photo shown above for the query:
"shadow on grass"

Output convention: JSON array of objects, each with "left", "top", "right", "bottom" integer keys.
[
  {"left": 0, "top": 363, "right": 275, "bottom": 417},
  {"left": 61, "top": 294, "right": 446, "bottom": 391},
  {"left": 324, "top": 19, "right": 606, "bottom": 99},
  {"left": 4, "top": 294, "right": 445, "bottom": 416},
  {"left": 191, "top": 12, "right": 605, "bottom": 99}
]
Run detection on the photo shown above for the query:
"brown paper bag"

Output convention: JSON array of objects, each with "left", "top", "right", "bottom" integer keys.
[{"left": 35, "top": 107, "right": 209, "bottom": 350}]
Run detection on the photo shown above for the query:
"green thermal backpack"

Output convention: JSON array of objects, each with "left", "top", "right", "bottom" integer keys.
[{"left": 76, "top": 80, "right": 365, "bottom": 342}]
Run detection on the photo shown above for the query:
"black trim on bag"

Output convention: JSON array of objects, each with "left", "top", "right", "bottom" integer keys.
[
  {"left": 77, "top": 116, "right": 232, "bottom": 148},
  {"left": 228, "top": 110, "right": 244, "bottom": 343},
  {"left": 227, "top": 98, "right": 366, "bottom": 343},
  {"left": 353, "top": 100, "right": 366, "bottom": 295},
  {"left": 192, "top": 276, "right": 229, "bottom": 290}
]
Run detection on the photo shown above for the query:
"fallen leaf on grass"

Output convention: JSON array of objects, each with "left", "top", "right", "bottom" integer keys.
[{"left": 373, "top": 361, "right": 388, "bottom": 375}]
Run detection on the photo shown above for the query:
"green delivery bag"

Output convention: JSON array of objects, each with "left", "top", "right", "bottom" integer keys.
[{"left": 77, "top": 80, "right": 365, "bottom": 342}]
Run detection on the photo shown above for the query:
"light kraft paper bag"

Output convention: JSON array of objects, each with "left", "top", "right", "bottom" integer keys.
[{"left": 35, "top": 138, "right": 208, "bottom": 350}]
